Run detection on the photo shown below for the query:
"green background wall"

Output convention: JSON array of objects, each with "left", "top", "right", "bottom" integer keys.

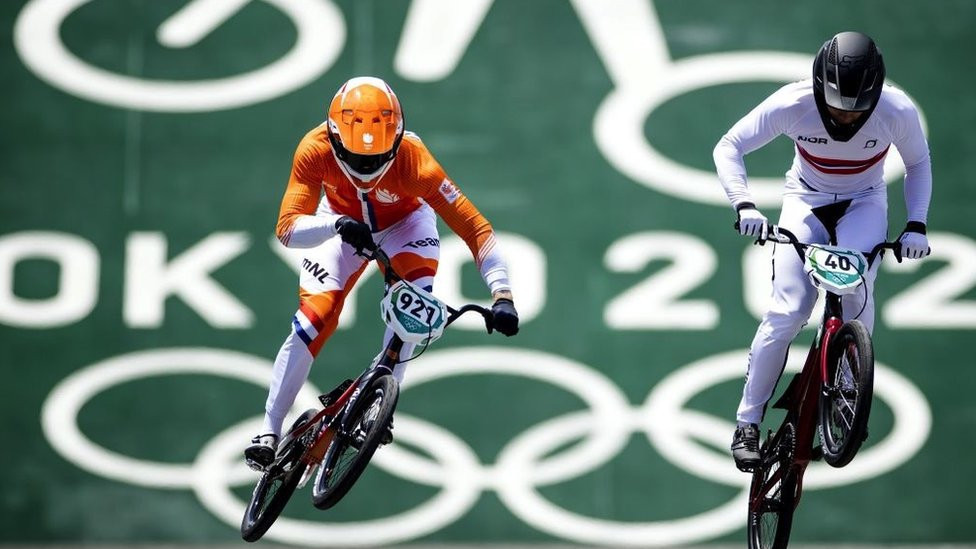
[{"left": 2, "top": 0, "right": 973, "bottom": 545}]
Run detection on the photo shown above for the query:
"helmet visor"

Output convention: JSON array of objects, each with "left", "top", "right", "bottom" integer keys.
[
  {"left": 822, "top": 64, "right": 882, "bottom": 111},
  {"left": 343, "top": 150, "right": 391, "bottom": 175}
]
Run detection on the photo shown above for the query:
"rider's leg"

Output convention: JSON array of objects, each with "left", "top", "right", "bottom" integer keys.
[
  {"left": 380, "top": 254, "right": 437, "bottom": 382},
  {"left": 259, "top": 238, "right": 368, "bottom": 438},
  {"left": 373, "top": 206, "right": 440, "bottom": 383},
  {"left": 736, "top": 196, "right": 827, "bottom": 426},
  {"left": 835, "top": 193, "right": 888, "bottom": 333}
]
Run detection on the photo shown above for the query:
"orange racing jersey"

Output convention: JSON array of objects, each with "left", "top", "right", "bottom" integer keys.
[{"left": 276, "top": 124, "right": 506, "bottom": 287}]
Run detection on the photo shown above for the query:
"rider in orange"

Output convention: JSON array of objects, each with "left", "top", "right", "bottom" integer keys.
[{"left": 245, "top": 76, "right": 519, "bottom": 468}]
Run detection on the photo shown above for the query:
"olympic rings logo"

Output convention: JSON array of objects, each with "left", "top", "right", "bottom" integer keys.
[{"left": 42, "top": 346, "right": 930, "bottom": 546}]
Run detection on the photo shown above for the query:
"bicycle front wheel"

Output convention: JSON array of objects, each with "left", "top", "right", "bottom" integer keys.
[
  {"left": 747, "top": 424, "right": 797, "bottom": 549},
  {"left": 819, "top": 319, "right": 875, "bottom": 468},
  {"left": 311, "top": 374, "right": 398, "bottom": 510},
  {"left": 241, "top": 408, "right": 318, "bottom": 542}
]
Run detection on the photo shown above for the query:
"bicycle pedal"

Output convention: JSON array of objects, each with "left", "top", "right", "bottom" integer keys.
[
  {"left": 345, "top": 428, "right": 367, "bottom": 451},
  {"left": 319, "top": 379, "right": 354, "bottom": 408},
  {"left": 245, "top": 458, "right": 268, "bottom": 473}
]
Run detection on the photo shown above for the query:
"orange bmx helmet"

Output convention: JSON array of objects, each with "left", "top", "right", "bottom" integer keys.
[{"left": 326, "top": 76, "right": 404, "bottom": 183}]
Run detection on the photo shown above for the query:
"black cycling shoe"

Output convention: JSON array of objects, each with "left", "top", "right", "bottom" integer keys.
[
  {"left": 731, "top": 423, "right": 761, "bottom": 472},
  {"left": 244, "top": 434, "right": 279, "bottom": 471}
]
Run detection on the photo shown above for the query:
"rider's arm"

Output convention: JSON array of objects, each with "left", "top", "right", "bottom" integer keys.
[
  {"left": 410, "top": 141, "right": 512, "bottom": 299},
  {"left": 429, "top": 182, "right": 512, "bottom": 299},
  {"left": 275, "top": 132, "right": 343, "bottom": 248},
  {"left": 890, "top": 91, "right": 932, "bottom": 225},
  {"left": 713, "top": 84, "right": 799, "bottom": 210}
]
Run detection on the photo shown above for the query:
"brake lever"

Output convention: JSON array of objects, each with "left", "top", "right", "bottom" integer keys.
[
  {"left": 483, "top": 308, "right": 494, "bottom": 335},
  {"left": 734, "top": 220, "right": 771, "bottom": 246},
  {"left": 353, "top": 245, "right": 377, "bottom": 260}
]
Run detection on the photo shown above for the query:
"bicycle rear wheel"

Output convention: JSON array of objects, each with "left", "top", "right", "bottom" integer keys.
[
  {"left": 747, "top": 424, "right": 797, "bottom": 549},
  {"left": 311, "top": 374, "right": 398, "bottom": 510},
  {"left": 819, "top": 320, "right": 874, "bottom": 468},
  {"left": 240, "top": 408, "right": 319, "bottom": 542}
]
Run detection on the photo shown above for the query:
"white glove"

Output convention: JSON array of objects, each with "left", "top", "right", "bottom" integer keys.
[
  {"left": 737, "top": 205, "right": 768, "bottom": 239},
  {"left": 899, "top": 223, "right": 930, "bottom": 259}
]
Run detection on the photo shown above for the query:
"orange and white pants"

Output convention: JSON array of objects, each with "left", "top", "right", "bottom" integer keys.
[{"left": 261, "top": 205, "right": 439, "bottom": 437}]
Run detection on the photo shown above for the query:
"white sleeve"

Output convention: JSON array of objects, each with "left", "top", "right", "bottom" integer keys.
[
  {"left": 279, "top": 212, "right": 342, "bottom": 248},
  {"left": 713, "top": 88, "right": 794, "bottom": 210},
  {"left": 476, "top": 233, "right": 511, "bottom": 294},
  {"left": 892, "top": 101, "right": 932, "bottom": 224}
]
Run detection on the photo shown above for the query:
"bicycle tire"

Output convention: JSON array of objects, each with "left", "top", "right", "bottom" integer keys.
[
  {"left": 747, "top": 424, "right": 797, "bottom": 549},
  {"left": 311, "top": 374, "right": 399, "bottom": 510},
  {"left": 819, "top": 320, "right": 875, "bottom": 468},
  {"left": 240, "top": 408, "right": 319, "bottom": 542}
]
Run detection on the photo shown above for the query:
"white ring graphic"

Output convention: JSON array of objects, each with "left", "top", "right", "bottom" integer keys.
[
  {"left": 41, "top": 346, "right": 931, "bottom": 546},
  {"left": 40, "top": 347, "right": 322, "bottom": 488},
  {"left": 571, "top": 0, "right": 926, "bottom": 207},
  {"left": 392, "top": 347, "right": 633, "bottom": 486},
  {"left": 642, "top": 349, "right": 931, "bottom": 488},
  {"left": 193, "top": 415, "right": 483, "bottom": 547},
  {"left": 14, "top": 0, "right": 344, "bottom": 112}
]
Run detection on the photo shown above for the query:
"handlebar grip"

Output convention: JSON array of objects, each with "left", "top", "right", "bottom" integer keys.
[{"left": 445, "top": 304, "right": 495, "bottom": 334}]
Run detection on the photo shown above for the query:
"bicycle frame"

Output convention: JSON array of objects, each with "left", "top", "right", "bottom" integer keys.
[
  {"left": 268, "top": 244, "right": 495, "bottom": 487},
  {"left": 749, "top": 226, "right": 899, "bottom": 510}
]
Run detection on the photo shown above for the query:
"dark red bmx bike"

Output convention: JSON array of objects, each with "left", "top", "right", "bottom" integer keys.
[
  {"left": 240, "top": 245, "right": 497, "bottom": 542},
  {"left": 745, "top": 225, "right": 902, "bottom": 549}
]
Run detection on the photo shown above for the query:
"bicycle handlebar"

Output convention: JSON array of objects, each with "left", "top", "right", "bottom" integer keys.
[
  {"left": 355, "top": 245, "right": 496, "bottom": 334},
  {"left": 734, "top": 222, "right": 902, "bottom": 265}
]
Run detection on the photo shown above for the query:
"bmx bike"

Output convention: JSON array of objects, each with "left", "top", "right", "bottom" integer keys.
[
  {"left": 744, "top": 225, "right": 901, "bottom": 549},
  {"left": 241, "top": 244, "right": 497, "bottom": 542}
]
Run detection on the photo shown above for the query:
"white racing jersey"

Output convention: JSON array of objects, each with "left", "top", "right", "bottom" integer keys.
[{"left": 714, "top": 80, "right": 932, "bottom": 223}]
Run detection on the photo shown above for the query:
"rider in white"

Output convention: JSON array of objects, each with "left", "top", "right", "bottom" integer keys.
[{"left": 713, "top": 31, "right": 932, "bottom": 471}]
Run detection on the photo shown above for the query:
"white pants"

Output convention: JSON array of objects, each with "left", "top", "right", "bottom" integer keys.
[
  {"left": 736, "top": 188, "right": 888, "bottom": 425},
  {"left": 261, "top": 205, "right": 440, "bottom": 437}
]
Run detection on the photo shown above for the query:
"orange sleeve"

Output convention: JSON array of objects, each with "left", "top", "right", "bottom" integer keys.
[
  {"left": 276, "top": 132, "right": 327, "bottom": 245},
  {"left": 411, "top": 141, "right": 496, "bottom": 267}
]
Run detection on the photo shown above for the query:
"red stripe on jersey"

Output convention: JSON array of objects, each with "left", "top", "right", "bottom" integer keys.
[
  {"left": 797, "top": 144, "right": 890, "bottom": 175},
  {"left": 298, "top": 302, "right": 326, "bottom": 331},
  {"left": 403, "top": 266, "right": 437, "bottom": 282}
]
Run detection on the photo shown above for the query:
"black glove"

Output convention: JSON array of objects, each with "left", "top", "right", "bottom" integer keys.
[
  {"left": 335, "top": 216, "right": 375, "bottom": 252},
  {"left": 491, "top": 298, "right": 519, "bottom": 336}
]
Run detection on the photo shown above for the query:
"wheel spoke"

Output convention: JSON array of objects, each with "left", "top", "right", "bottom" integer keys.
[{"left": 828, "top": 339, "right": 863, "bottom": 436}]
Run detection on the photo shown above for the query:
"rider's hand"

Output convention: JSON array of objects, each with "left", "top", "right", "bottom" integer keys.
[
  {"left": 736, "top": 203, "right": 768, "bottom": 240},
  {"left": 335, "top": 216, "right": 375, "bottom": 252},
  {"left": 490, "top": 292, "right": 519, "bottom": 336},
  {"left": 899, "top": 221, "right": 931, "bottom": 259}
]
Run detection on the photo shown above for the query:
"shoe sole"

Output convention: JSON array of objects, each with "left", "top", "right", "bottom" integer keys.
[
  {"left": 735, "top": 460, "right": 759, "bottom": 473},
  {"left": 244, "top": 448, "right": 276, "bottom": 471}
]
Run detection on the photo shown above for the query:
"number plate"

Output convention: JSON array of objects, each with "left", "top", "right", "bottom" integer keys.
[
  {"left": 380, "top": 280, "right": 449, "bottom": 345},
  {"left": 804, "top": 244, "right": 868, "bottom": 295}
]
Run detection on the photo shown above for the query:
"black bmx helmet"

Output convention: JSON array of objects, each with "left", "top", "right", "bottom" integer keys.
[{"left": 812, "top": 31, "right": 886, "bottom": 142}]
